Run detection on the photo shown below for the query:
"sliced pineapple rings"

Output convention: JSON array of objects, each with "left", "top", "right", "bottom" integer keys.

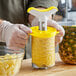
[{"left": 32, "top": 36, "right": 55, "bottom": 67}]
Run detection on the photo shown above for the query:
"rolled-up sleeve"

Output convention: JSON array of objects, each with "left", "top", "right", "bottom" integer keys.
[{"left": 28, "top": 0, "right": 58, "bottom": 8}]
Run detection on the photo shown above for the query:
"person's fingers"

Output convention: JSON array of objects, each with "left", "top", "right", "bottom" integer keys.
[
  {"left": 8, "top": 36, "right": 26, "bottom": 48},
  {"left": 56, "top": 36, "right": 63, "bottom": 43},
  {"left": 14, "top": 37, "right": 27, "bottom": 45},
  {"left": 47, "top": 19, "right": 61, "bottom": 30},
  {"left": 8, "top": 37, "right": 27, "bottom": 48},
  {"left": 17, "top": 30, "right": 28, "bottom": 39},
  {"left": 56, "top": 31, "right": 64, "bottom": 37},
  {"left": 14, "top": 43, "right": 25, "bottom": 48},
  {"left": 13, "top": 27, "right": 29, "bottom": 40},
  {"left": 18, "top": 24, "right": 32, "bottom": 34},
  {"left": 47, "top": 19, "right": 65, "bottom": 37},
  {"left": 15, "top": 39, "right": 28, "bottom": 48},
  {"left": 55, "top": 37, "right": 63, "bottom": 46},
  {"left": 57, "top": 29, "right": 65, "bottom": 37}
]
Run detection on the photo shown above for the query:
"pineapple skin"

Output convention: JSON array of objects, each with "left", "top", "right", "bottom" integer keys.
[{"left": 59, "top": 26, "right": 76, "bottom": 64}]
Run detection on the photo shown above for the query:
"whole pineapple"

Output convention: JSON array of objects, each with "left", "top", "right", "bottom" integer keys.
[{"left": 59, "top": 26, "right": 76, "bottom": 64}]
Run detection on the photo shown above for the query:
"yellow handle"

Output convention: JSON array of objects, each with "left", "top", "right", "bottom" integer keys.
[{"left": 27, "top": 6, "right": 58, "bottom": 13}]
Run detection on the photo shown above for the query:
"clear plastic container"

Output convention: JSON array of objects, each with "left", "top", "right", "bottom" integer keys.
[
  {"left": 0, "top": 46, "right": 24, "bottom": 76},
  {"left": 30, "top": 26, "right": 58, "bottom": 69}
]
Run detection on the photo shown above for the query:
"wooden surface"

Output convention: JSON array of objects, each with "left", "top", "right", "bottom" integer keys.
[{"left": 17, "top": 53, "right": 76, "bottom": 76}]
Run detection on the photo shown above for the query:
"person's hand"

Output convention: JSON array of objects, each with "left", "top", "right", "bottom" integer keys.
[
  {"left": 31, "top": 18, "right": 65, "bottom": 46},
  {"left": 47, "top": 19, "right": 65, "bottom": 46},
  {"left": 1, "top": 21, "right": 32, "bottom": 48}
]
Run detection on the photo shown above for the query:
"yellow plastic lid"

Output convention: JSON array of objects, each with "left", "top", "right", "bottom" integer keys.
[{"left": 30, "top": 26, "right": 59, "bottom": 38}]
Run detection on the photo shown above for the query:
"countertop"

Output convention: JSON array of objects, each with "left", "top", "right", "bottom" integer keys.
[{"left": 17, "top": 53, "right": 76, "bottom": 76}]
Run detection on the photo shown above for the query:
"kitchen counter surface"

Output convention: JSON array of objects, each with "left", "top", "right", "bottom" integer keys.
[{"left": 17, "top": 53, "right": 76, "bottom": 76}]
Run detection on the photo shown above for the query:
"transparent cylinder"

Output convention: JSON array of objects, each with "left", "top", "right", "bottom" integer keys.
[{"left": 31, "top": 36, "right": 55, "bottom": 69}]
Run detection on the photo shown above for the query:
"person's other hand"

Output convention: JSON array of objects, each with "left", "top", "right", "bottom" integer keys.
[
  {"left": 1, "top": 21, "right": 32, "bottom": 48},
  {"left": 47, "top": 19, "right": 65, "bottom": 46},
  {"left": 31, "top": 18, "right": 65, "bottom": 46}
]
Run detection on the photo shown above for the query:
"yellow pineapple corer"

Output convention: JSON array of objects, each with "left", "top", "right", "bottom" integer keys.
[{"left": 27, "top": 6, "right": 59, "bottom": 69}]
